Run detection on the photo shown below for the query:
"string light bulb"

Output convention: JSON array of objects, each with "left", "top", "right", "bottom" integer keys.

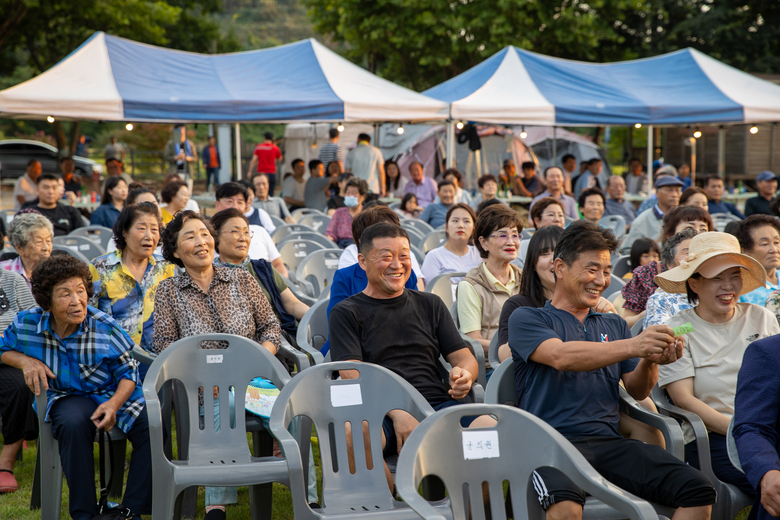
[
  {"left": 456, "top": 121, "right": 464, "bottom": 130},
  {"left": 693, "top": 130, "right": 702, "bottom": 138},
  {"left": 750, "top": 126, "right": 759, "bottom": 134},
  {"left": 634, "top": 123, "right": 642, "bottom": 129},
  {"left": 519, "top": 126, "right": 527, "bottom": 139},
  {"left": 337, "top": 123, "right": 344, "bottom": 132},
  {"left": 397, "top": 124, "right": 404, "bottom": 135},
  {"left": 125, "top": 123, "right": 134, "bottom": 131},
  {"left": 47, "top": 116, "right": 55, "bottom": 123}
]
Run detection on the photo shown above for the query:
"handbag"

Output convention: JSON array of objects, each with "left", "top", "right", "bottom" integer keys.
[{"left": 93, "top": 429, "right": 134, "bottom": 520}]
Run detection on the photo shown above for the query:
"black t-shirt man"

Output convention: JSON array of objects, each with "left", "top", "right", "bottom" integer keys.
[
  {"left": 34, "top": 204, "right": 85, "bottom": 236},
  {"left": 330, "top": 289, "right": 467, "bottom": 403}
]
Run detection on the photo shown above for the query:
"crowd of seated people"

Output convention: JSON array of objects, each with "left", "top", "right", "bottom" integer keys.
[{"left": 4, "top": 147, "right": 780, "bottom": 520}]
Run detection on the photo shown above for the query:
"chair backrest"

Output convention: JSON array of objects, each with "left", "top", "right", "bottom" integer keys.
[
  {"left": 291, "top": 207, "right": 326, "bottom": 223},
  {"left": 395, "top": 403, "right": 659, "bottom": 520},
  {"left": 410, "top": 243, "right": 425, "bottom": 266},
  {"left": 424, "top": 271, "right": 468, "bottom": 310},
  {"left": 521, "top": 229, "right": 535, "bottom": 240},
  {"left": 487, "top": 332, "right": 502, "bottom": 370},
  {"left": 726, "top": 417, "right": 743, "bottom": 474},
  {"left": 271, "top": 223, "right": 316, "bottom": 244},
  {"left": 297, "top": 213, "right": 332, "bottom": 234},
  {"left": 599, "top": 215, "right": 627, "bottom": 238},
  {"left": 268, "top": 214, "right": 286, "bottom": 229},
  {"left": 143, "top": 333, "right": 291, "bottom": 465},
  {"left": 277, "top": 232, "right": 337, "bottom": 250},
  {"left": 484, "top": 358, "right": 519, "bottom": 406},
  {"left": 53, "top": 235, "right": 106, "bottom": 261},
  {"left": 389, "top": 202, "right": 402, "bottom": 210},
  {"left": 278, "top": 239, "right": 327, "bottom": 274},
  {"left": 422, "top": 229, "right": 448, "bottom": 253},
  {"left": 0, "top": 209, "right": 15, "bottom": 226},
  {"left": 295, "top": 248, "right": 343, "bottom": 298},
  {"left": 403, "top": 225, "right": 424, "bottom": 249},
  {"left": 51, "top": 243, "right": 91, "bottom": 263},
  {"left": 295, "top": 298, "right": 329, "bottom": 363},
  {"left": 268, "top": 361, "right": 434, "bottom": 509},
  {"left": 69, "top": 226, "right": 114, "bottom": 251},
  {"left": 630, "top": 319, "right": 644, "bottom": 337},
  {"left": 402, "top": 219, "right": 435, "bottom": 237},
  {"left": 611, "top": 255, "right": 632, "bottom": 278}
]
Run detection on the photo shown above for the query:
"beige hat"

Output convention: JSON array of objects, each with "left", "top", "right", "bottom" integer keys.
[{"left": 654, "top": 232, "right": 766, "bottom": 295}]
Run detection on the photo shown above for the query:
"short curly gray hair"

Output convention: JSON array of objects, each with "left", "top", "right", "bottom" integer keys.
[
  {"left": 8, "top": 213, "right": 54, "bottom": 249},
  {"left": 660, "top": 227, "right": 697, "bottom": 270}
]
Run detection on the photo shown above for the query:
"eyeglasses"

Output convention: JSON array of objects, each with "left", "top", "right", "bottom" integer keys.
[
  {"left": 227, "top": 229, "right": 254, "bottom": 241},
  {"left": 489, "top": 232, "right": 521, "bottom": 242}
]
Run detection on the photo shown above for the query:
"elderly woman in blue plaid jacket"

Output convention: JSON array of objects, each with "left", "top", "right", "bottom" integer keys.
[{"left": 0, "top": 254, "right": 152, "bottom": 520}]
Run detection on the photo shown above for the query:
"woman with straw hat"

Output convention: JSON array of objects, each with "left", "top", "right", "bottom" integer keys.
[{"left": 655, "top": 231, "right": 779, "bottom": 496}]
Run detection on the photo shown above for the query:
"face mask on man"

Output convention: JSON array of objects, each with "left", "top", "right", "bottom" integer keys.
[{"left": 344, "top": 196, "right": 359, "bottom": 207}]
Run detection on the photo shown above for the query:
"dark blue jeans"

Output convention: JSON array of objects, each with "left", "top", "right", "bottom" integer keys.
[
  {"left": 49, "top": 395, "right": 152, "bottom": 520},
  {"left": 205, "top": 167, "right": 219, "bottom": 190},
  {"left": 686, "top": 432, "right": 756, "bottom": 497}
]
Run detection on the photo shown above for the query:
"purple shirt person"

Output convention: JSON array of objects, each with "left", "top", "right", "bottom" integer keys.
[{"left": 403, "top": 161, "right": 438, "bottom": 207}]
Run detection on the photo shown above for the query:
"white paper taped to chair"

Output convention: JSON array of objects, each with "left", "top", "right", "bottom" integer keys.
[
  {"left": 462, "top": 430, "right": 500, "bottom": 460},
  {"left": 206, "top": 354, "right": 223, "bottom": 364},
  {"left": 330, "top": 384, "right": 363, "bottom": 407}
]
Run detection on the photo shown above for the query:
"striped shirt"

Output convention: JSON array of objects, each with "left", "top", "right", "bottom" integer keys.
[
  {"left": 89, "top": 251, "right": 176, "bottom": 353},
  {"left": 0, "top": 269, "right": 36, "bottom": 331},
  {"left": 318, "top": 142, "right": 343, "bottom": 166},
  {"left": 0, "top": 307, "right": 144, "bottom": 433}
]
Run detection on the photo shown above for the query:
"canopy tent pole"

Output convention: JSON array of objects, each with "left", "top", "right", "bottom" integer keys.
[
  {"left": 373, "top": 123, "right": 380, "bottom": 149},
  {"left": 690, "top": 137, "right": 697, "bottom": 185},
  {"left": 217, "top": 124, "right": 232, "bottom": 185},
  {"left": 235, "top": 122, "right": 242, "bottom": 180},
  {"left": 552, "top": 127, "right": 557, "bottom": 166},
  {"left": 718, "top": 127, "right": 726, "bottom": 179},
  {"left": 446, "top": 121, "right": 455, "bottom": 169},
  {"left": 646, "top": 125, "right": 653, "bottom": 190}
]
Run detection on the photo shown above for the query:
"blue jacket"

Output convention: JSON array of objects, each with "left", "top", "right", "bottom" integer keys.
[
  {"left": 708, "top": 200, "right": 745, "bottom": 219},
  {"left": 322, "top": 262, "right": 417, "bottom": 354},
  {"left": 201, "top": 144, "right": 221, "bottom": 168},
  {"left": 90, "top": 204, "right": 120, "bottom": 229},
  {"left": 734, "top": 335, "right": 780, "bottom": 519}
]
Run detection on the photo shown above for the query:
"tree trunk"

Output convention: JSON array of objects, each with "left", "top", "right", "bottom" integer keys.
[
  {"left": 69, "top": 121, "right": 81, "bottom": 156},
  {"left": 0, "top": 1, "right": 27, "bottom": 51},
  {"left": 53, "top": 121, "right": 68, "bottom": 154}
]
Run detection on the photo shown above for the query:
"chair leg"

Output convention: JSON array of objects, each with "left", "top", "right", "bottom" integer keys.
[
  {"left": 250, "top": 430, "right": 275, "bottom": 520},
  {"left": 153, "top": 484, "right": 180, "bottom": 520},
  {"left": 172, "top": 383, "right": 197, "bottom": 520},
  {"left": 30, "top": 447, "right": 41, "bottom": 510},
  {"left": 35, "top": 434, "right": 63, "bottom": 520}
]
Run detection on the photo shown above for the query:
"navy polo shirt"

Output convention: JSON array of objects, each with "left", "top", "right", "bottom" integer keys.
[{"left": 508, "top": 301, "right": 637, "bottom": 439}]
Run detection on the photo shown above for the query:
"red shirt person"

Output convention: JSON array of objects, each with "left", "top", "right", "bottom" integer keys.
[{"left": 248, "top": 132, "right": 283, "bottom": 196}]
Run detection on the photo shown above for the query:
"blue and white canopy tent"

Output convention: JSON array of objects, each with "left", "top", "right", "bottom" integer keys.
[
  {"left": 424, "top": 45, "right": 780, "bottom": 183},
  {"left": 0, "top": 32, "right": 448, "bottom": 123}
]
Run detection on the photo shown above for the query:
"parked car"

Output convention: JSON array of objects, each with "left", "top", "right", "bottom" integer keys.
[{"left": 0, "top": 139, "right": 103, "bottom": 180}]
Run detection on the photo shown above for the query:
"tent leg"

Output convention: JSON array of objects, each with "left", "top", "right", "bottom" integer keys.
[
  {"left": 446, "top": 121, "right": 455, "bottom": 169},
  {"left": 717, "top": 127, "right": 726, "bottom": 180},
  {"left": 235, "top": 122, "right": 242, "bottom": 181},
  {"left": 475, "top": 149, "right": 482, "bottom": 177},
  {"left": 646, "top": 125, "right": 653, "bottom": 191},
  {"left": 552, "top": 127, "right": 557, "bottom": 166},
  {"left": 217, "top": 124, "right": 232, "bottom": 186}
]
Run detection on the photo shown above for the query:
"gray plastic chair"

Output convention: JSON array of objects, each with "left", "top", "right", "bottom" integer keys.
[
  {"left": 277, "top": 232, "right": 338, "bottom": 251},
  {"left": 298, "top": 213, "right": 332, "bottom": 234},
  {"left": 710, "top": 213, "right": 742, "bottom": 232},
  {"left": 651, "top": 387, "right": 753, "bottom": 520},
  {"left": 51, "top": 243, "right": 91, "bottom": 263},
  {"left": 601, "top": 274, "right": 627, "bottom": 300},
  {"left": 53, "top": 235, "right": 106, "bottom": 261},
  {"left": 268, "top": 214, "right": 286, "bottom": 229},
  {"left": 278, "top": 239, "right": 327, "bottom": 277},
  {"left": 402, "top": 218, "right": 435, "bottom": 238},
  {"left": 0, "top": 209, "right": 15, "bottom": 225},
  {"left": 295, "top": 298, "right": 328, "bottom": 365},
  {"left": 272, "top": 223, "right": 316, "bottom": 244},
  {"left": 521, "top": 228, "right": 535, "bottom": 240},
  {"left": 142, "top": 333, "right": 293, "bottom": 520},
  {"left": 444, "top": 299, "right": 487, "bottom": 388},
  {"left": 403, "top": 225, "right": 424, "bottom": 249},
  {"left": 726, "top": 417, "right": 743, "bottom": 474},
  {"left": 295, "top": 249, "right": 343, "bottom": 298},
  {"left": 422, "top": 230, "right": 448, "bottom": 253},
  {"left": 69, "top": 225, "right": 114, "bottom": 251},
  {"left": 395, "top": 403, "right": 660, "bottom": 520},
  {"left": 291, "top": 208, "right": 326, "bottom": 223},
  {"left": 487, "top": 332, "right": 501, "bottom": 370},
  {"left": 630, "top": 319, "right": 644, "bottom": 337},
  {"left": 411, "top": 243, "right": 426, "bottom": 267},
  {"left": 611, "top": 255, "right": 633, "bottom": 278},
  {"left": 599, "top": 215, "right": 627, "bottom": 238},
  {"left": 268, "top": 361, "right": 437, "bottom": 519},
  {"left": 424, "top": 271, "right": 468, "bottom": 310},
  {"left": 31, "top": 393, "right": 127, "bottom": 520}
]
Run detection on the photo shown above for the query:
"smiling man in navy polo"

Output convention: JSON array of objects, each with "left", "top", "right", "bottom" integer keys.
[{"left": 508, "top": 221, "right": 715, "bottom": 520}]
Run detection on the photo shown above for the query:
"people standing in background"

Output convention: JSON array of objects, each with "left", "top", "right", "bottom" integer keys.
[
  {"left": 59, "top": 157, "right": 82, "bottom": 196},
  {"left": 282, "top": 159, "right": 307, "bottom": 211},
  {"left": 745, "top": 171, "right": 777, "bottom": 217},
  {"left": 677, "top": 163, "right": 692, "bottom": 190},
  {"left": 75, "top": 135, "right": 89, "bottom": 157},
  {"left": 384, "top": 160, "right": 407, "bottom": 198},
  {"left": 201, "top": 136, "right": 221, "bottom": 192},
  {"left": 561, "top": 153, "right": 576, "bottom": 195},
  {"left": 247, "top": 132, "right": 283, "bottom": 197},
  {"left": 344, "top": 133, "right": 385, "bottom": 196},
  {"left": 573, "top": 157, "right": 603, "bottom": 198},
  {"left": 318, "top": 128, "right": 343, "bottom": 170},
  {"left": 14, "top": 160, "right": 40, "bottom": 211},
  {"left": 625, "top": 158, "right": 648, "bottom": 195},
  {"left": 403, "top": 161, "right": 437, "bottom": 207},
  {"left": 499, "top": 159, "right": 515, "bottom": 192},
  {"left": 163, "top": 125, "right": 196, "bottom": 193},
  {"left": 104, "top": 136, "right": 125, "bottom": 162},
  {"left": 304, "top": 159, "right": 336, "bottom": 212},
  {"left": 327, "top": 172, "right": 353, "bottom": 216}
]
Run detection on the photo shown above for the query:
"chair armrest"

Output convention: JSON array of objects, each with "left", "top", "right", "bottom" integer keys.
[
  {"left": 487, "top": 334, "right": 501, "bottom": 370},
  {"left": 276, "top": 339, "right": 310, "bottom": 374},
  {"left": 619, "top": 387, "right": 684, "bottom": 461},
  {"left": 460, "top": 333, "right": 486, "bottom": 388},
  {"left": 131, "top": 347, "right": 156, "bottom": 366},
  {"left": 464, "top": 383, "right": 484, "bottom": 404},
  {"left": 651, "top": 386, "right": 714, "bottom": 477}
]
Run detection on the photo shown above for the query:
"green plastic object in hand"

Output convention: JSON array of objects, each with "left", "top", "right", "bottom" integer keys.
[{"left": 672, "top": 322, "right": 695, "bottom": 337}]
